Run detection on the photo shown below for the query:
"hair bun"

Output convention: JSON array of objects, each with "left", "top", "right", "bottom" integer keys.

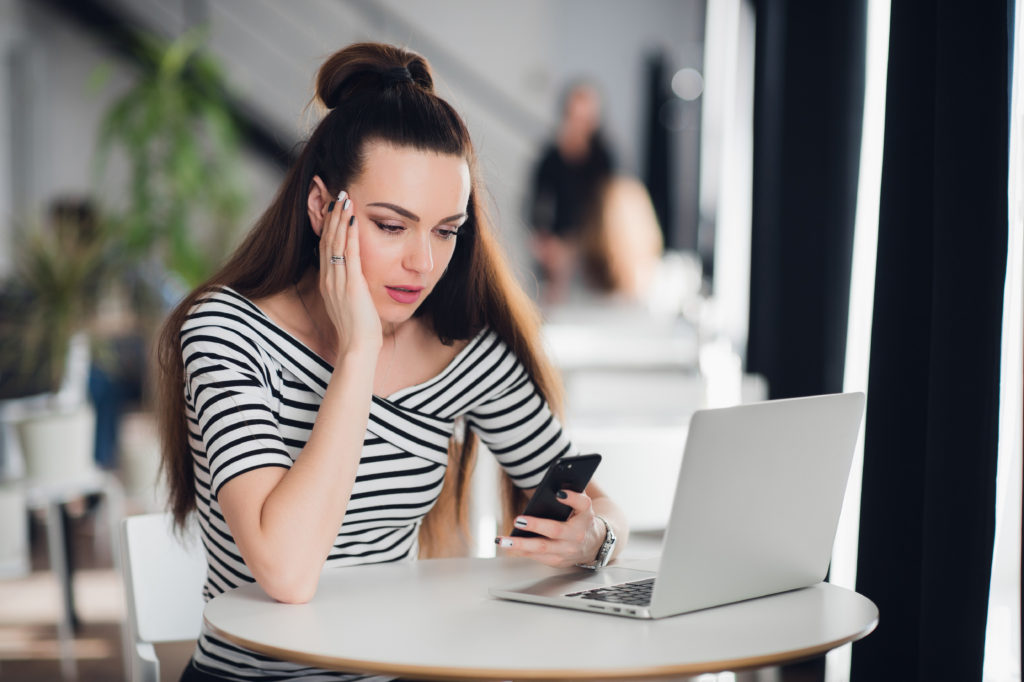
[
  {"left": 380, "top": 66, "right": 413, "bottom": 88},
  {"left": 316, "top": 43, "right": 434, "bottom": 110}
]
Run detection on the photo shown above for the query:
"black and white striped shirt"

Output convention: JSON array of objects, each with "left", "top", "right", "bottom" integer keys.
[{"left": 182, "top": 287, "right": 574, "bottom": 680}]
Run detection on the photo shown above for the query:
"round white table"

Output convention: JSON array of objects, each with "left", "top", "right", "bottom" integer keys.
[{"left": 203, "top": 557, "right": 878, "bottom": 680}]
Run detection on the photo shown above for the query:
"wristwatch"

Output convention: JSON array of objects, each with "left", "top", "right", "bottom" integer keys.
[{"left": 576, "top": 515, "right": 616, "bottom": 569}]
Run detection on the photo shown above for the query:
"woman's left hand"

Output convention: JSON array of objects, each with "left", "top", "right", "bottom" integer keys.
[{"left": 495, "top": 490, "right": 606, "bottom": 568}]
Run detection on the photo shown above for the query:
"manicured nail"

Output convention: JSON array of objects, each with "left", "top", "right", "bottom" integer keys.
[
  {"left": 327, "top": 201, "right": 335, "bottom": 212},
  {"left": 337, "top": 190, "right": 346, "bottom": 201},
  {"left": 556, "top": 490, "right": 568, "bottom": 500},
  {"left": 513, "top": 517, "right": 528, "bottom": 528},
  {"left": 349, "top": 215, "right": 355, "bottom": 226},
  {"left": 343, "top": 198, "right": 351, "bottom": 211},
  {"left": 500, "top": 538, "right": 513, "bottom": 548}
]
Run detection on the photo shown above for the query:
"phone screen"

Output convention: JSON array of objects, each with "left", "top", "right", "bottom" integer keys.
[{"left": 511, "top": 453, "right": 602, "bottom": 538}]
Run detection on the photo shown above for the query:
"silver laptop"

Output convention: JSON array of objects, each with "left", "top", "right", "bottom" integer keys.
[{"left": 489, "top": 392, "right": 865, "bottom": 619}]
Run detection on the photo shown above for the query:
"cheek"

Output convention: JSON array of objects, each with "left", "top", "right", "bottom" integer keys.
[
  {"left": 436, "top": 240, "right": 458, "bottom": 272},
  {"left": 356, "top": 227, "right": 387, "bottom": 277}
]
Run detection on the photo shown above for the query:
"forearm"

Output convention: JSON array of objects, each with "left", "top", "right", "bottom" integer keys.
[{"left": 227, "top": 352, "right": 375, "bottom": 602}]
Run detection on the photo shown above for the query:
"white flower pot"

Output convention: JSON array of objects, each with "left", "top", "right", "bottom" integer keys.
[
  {"left": 120, "top": 411, "right": 165, "bottom": 509},
  {"left": 16, "top": 404, "right": 97, "bottom": 485}
]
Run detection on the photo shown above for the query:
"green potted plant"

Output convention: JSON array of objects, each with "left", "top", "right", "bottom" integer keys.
[
  {"left": 0, "top": 200, "right": 113, "bottom": 483},
  {"left": 93, "top": 28, "right": 248, "bottom": 289},
  {"left": 86, "top": 29, "right": 249, "bottom": 502}
]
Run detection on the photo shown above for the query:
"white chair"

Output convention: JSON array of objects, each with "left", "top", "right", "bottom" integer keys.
[{"left": 120, "top": 512, "right": 207, "bottom": 682}]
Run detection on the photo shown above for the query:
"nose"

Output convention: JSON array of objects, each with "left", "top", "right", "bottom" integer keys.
[{"left": 404, "top": 232, "right": 434, "bottom": 274}]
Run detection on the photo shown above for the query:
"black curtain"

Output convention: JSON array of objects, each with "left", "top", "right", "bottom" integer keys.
[
  {"left": 644, "top": 51, "right": 675, "bottom": 251},
  {"left": 852, "top": 2, "right": 1010, "bottom": 681},
  {"left": 747, "top": 1, "right": 867, "bottom": 401}
]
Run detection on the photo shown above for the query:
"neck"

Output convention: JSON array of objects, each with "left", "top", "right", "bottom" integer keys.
[
  {"left": 558, "top": 129, "right": 591, "bottom": 161},
  {"left": 294, "top": 276, "right": 333, "bottom": 353},
  {"left": 295, "top": 272, "right": 410, "bottom": 353}
]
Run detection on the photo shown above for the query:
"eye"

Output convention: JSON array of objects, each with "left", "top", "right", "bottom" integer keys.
[
  {"left": 373, "top": 221, "right": 404, "bottom": 235},
  {"left": 435, "top": 228, "right": 459, "bottom": 241}
]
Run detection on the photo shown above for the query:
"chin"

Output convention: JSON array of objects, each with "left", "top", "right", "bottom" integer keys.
[{"left": 376, "top": 304, "right": 421, "bottom": 328}]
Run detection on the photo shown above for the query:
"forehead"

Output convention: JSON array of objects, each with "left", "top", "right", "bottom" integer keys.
[
  {"left": 567, "top": 85, "right": 599, "bottom": 109},
  {"left": 355, "top": 141, "right": 471, "bottom": 211}
]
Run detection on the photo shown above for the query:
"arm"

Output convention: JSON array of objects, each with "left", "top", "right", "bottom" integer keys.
[
  {"left": 218, "top": 192, "right": 381, "bottom": 604},
  {"left": 216, "top": 352, "right": 373, "bottom": 604},
  {"left": 529, "top": 149, "right": 558, "bottom": 235},
  {"left": 464, "top": 339, "right": 630, "bottom": 567}
]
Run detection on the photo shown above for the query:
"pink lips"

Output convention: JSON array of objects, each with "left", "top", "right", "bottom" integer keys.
[{"left": 385, "top": 286, "right": 424, "bottom": 304}]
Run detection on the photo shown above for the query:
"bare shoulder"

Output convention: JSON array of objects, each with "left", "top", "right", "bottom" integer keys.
[{"left": 252, "top": 290, "right": 312, "bottom": 339}]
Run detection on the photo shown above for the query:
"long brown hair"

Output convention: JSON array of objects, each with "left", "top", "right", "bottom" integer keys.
[{"left": 157, "top": 43, "right": 561, "bottom": 556}]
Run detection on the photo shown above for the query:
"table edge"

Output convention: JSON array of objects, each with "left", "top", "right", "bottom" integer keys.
[{"left": 203, "top": 609, "right": 879, "bottom": 680}]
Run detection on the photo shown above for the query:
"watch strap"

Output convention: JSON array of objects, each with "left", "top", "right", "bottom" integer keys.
[{"left": 576, "top": 514, "right": 615, "bottom": 569}]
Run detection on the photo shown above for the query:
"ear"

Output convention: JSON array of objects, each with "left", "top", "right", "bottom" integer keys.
[{"left": 307, "top": 175, "right": 332, "bottom": 238}]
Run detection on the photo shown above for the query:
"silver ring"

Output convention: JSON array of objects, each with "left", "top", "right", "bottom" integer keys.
[{"left": 330, "top": 255, "right": 345, "bottom": 265}]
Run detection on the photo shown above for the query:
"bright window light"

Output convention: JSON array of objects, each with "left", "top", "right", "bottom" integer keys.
[
  {"left": 983, "top": 0, "right": 1023, "bottom": 679},
  {"left": 827, "top": 0, "right": 891, "bottom": 680}
]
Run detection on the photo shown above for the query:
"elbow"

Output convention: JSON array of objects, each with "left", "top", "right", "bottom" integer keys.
[
  {"left": 252, "top": 561, "right": 320, "bottom": 604},
  {"left": 265, "top": 581, "right": 317, "bottom": 605}
]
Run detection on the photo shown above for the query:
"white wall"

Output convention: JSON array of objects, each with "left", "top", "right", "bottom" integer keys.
[
  {"left": 372, "top": 0, "right": 703, "bottom": 267},
  {"left": 0, "top": 0, "right": 703, "bottom": 281},
  {"left": 0, "top": 0, "right": 285, "bottom": 279},
  {"left": 0, "top": 0, "right": 26, "bottom": 277}
]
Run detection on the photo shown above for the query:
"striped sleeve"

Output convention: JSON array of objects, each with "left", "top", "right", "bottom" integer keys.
[
  {"left": 464, "top": 334, "right": 578, "bottom": 488},
  {"left": 182, "top": 322, "right": 292, "bottom": 498}
]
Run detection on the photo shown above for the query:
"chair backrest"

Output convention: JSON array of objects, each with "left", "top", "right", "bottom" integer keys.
[{"left": 120, "top": 512, "right": 207, "bottom": 681}]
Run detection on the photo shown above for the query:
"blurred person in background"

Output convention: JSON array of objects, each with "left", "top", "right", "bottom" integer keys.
[
  {"left": 528, "top": 81, "right": 663, "bottom": 305},
  {"left": 579, "top": 175, "right": 663, "bottom": 301},
  {"left": 527, "top": 81, "right": 614, "bottom": 304},
  {"left": 156, "top": 42, "right": 628, "bottom": 681}
]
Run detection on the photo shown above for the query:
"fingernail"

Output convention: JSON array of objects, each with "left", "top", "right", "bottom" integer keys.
[
  {"left": 327, "top": 201, "right": 335, "bottom": 213},
  {"left": 349, "top": 215, "right": 355, "bottom": 226},
  {"left": 556, "top": 490, "right": 568, "bottom": 500},
  {"left": 513, "top": 517, "right": 528, "bottom": 528},
  {"left": 499, "top": 538, "right": 513, "bottom": 548},
  {"left": 343, "top": 198, "right": 351, "bottom": 211},
  {"left": 337, "top": 190, "right": 346, "bottom": 201}
]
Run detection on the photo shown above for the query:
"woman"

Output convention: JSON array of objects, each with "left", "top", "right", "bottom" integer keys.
[
  {"left": 528, "top": 81, "right": 614, "bottom": 303},
  {"left": 157, "top": 43, "right": 628, "bottom": 681}
]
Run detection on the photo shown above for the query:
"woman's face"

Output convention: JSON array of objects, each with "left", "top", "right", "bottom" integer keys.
[
  {"left": 347, "top": 142, "right": 471, "bottom": 328},
  {"left": 565, "top": 85, "right": 601, "bottom": 135}
]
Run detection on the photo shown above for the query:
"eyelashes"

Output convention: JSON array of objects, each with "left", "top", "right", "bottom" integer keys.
[
  {"left": 373, "top": 221, "right": 459, "bottom": 241},
  {"left": 373, "top": 221, "right": 403, "bottom": 235}
]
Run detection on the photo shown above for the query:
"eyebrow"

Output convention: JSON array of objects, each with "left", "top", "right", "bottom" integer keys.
[{"left": 366, "top": 202, "right": 466, "bottom": 225}]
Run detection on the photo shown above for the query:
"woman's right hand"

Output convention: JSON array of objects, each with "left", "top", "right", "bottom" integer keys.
[{"left": 318, "top": 191, "right": 383, "bottom": 360}]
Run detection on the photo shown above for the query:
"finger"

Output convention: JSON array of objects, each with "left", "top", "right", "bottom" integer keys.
[
  {"left": 320, "top": 191, "right": 346, "bottom": 273},
  {"left": 330, "top": 192, "right": 350, "bottom": 266},
  {"left": 495, "top": 536, "right": 577, "bottom": 568},
  {"left": 495, "top": 535, "right": 557, "bottom": 556},
  {"left": 512, "top": 515, "right": 573, "bottom": 541},
  {"left": 552, "top": 489, "right": 593, "bottom": 514},
  {"left": 343, "top": 200, "right": 361, "bottom": 273}
]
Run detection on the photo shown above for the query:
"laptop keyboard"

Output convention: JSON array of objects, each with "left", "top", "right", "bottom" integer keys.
[{"left": 565, "top": 577, "right": 655, "bottom": 606}]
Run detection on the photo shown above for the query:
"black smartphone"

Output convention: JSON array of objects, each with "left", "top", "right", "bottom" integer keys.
[{"left": 511, "top": 453, "right": 602, "bottom": 538}]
